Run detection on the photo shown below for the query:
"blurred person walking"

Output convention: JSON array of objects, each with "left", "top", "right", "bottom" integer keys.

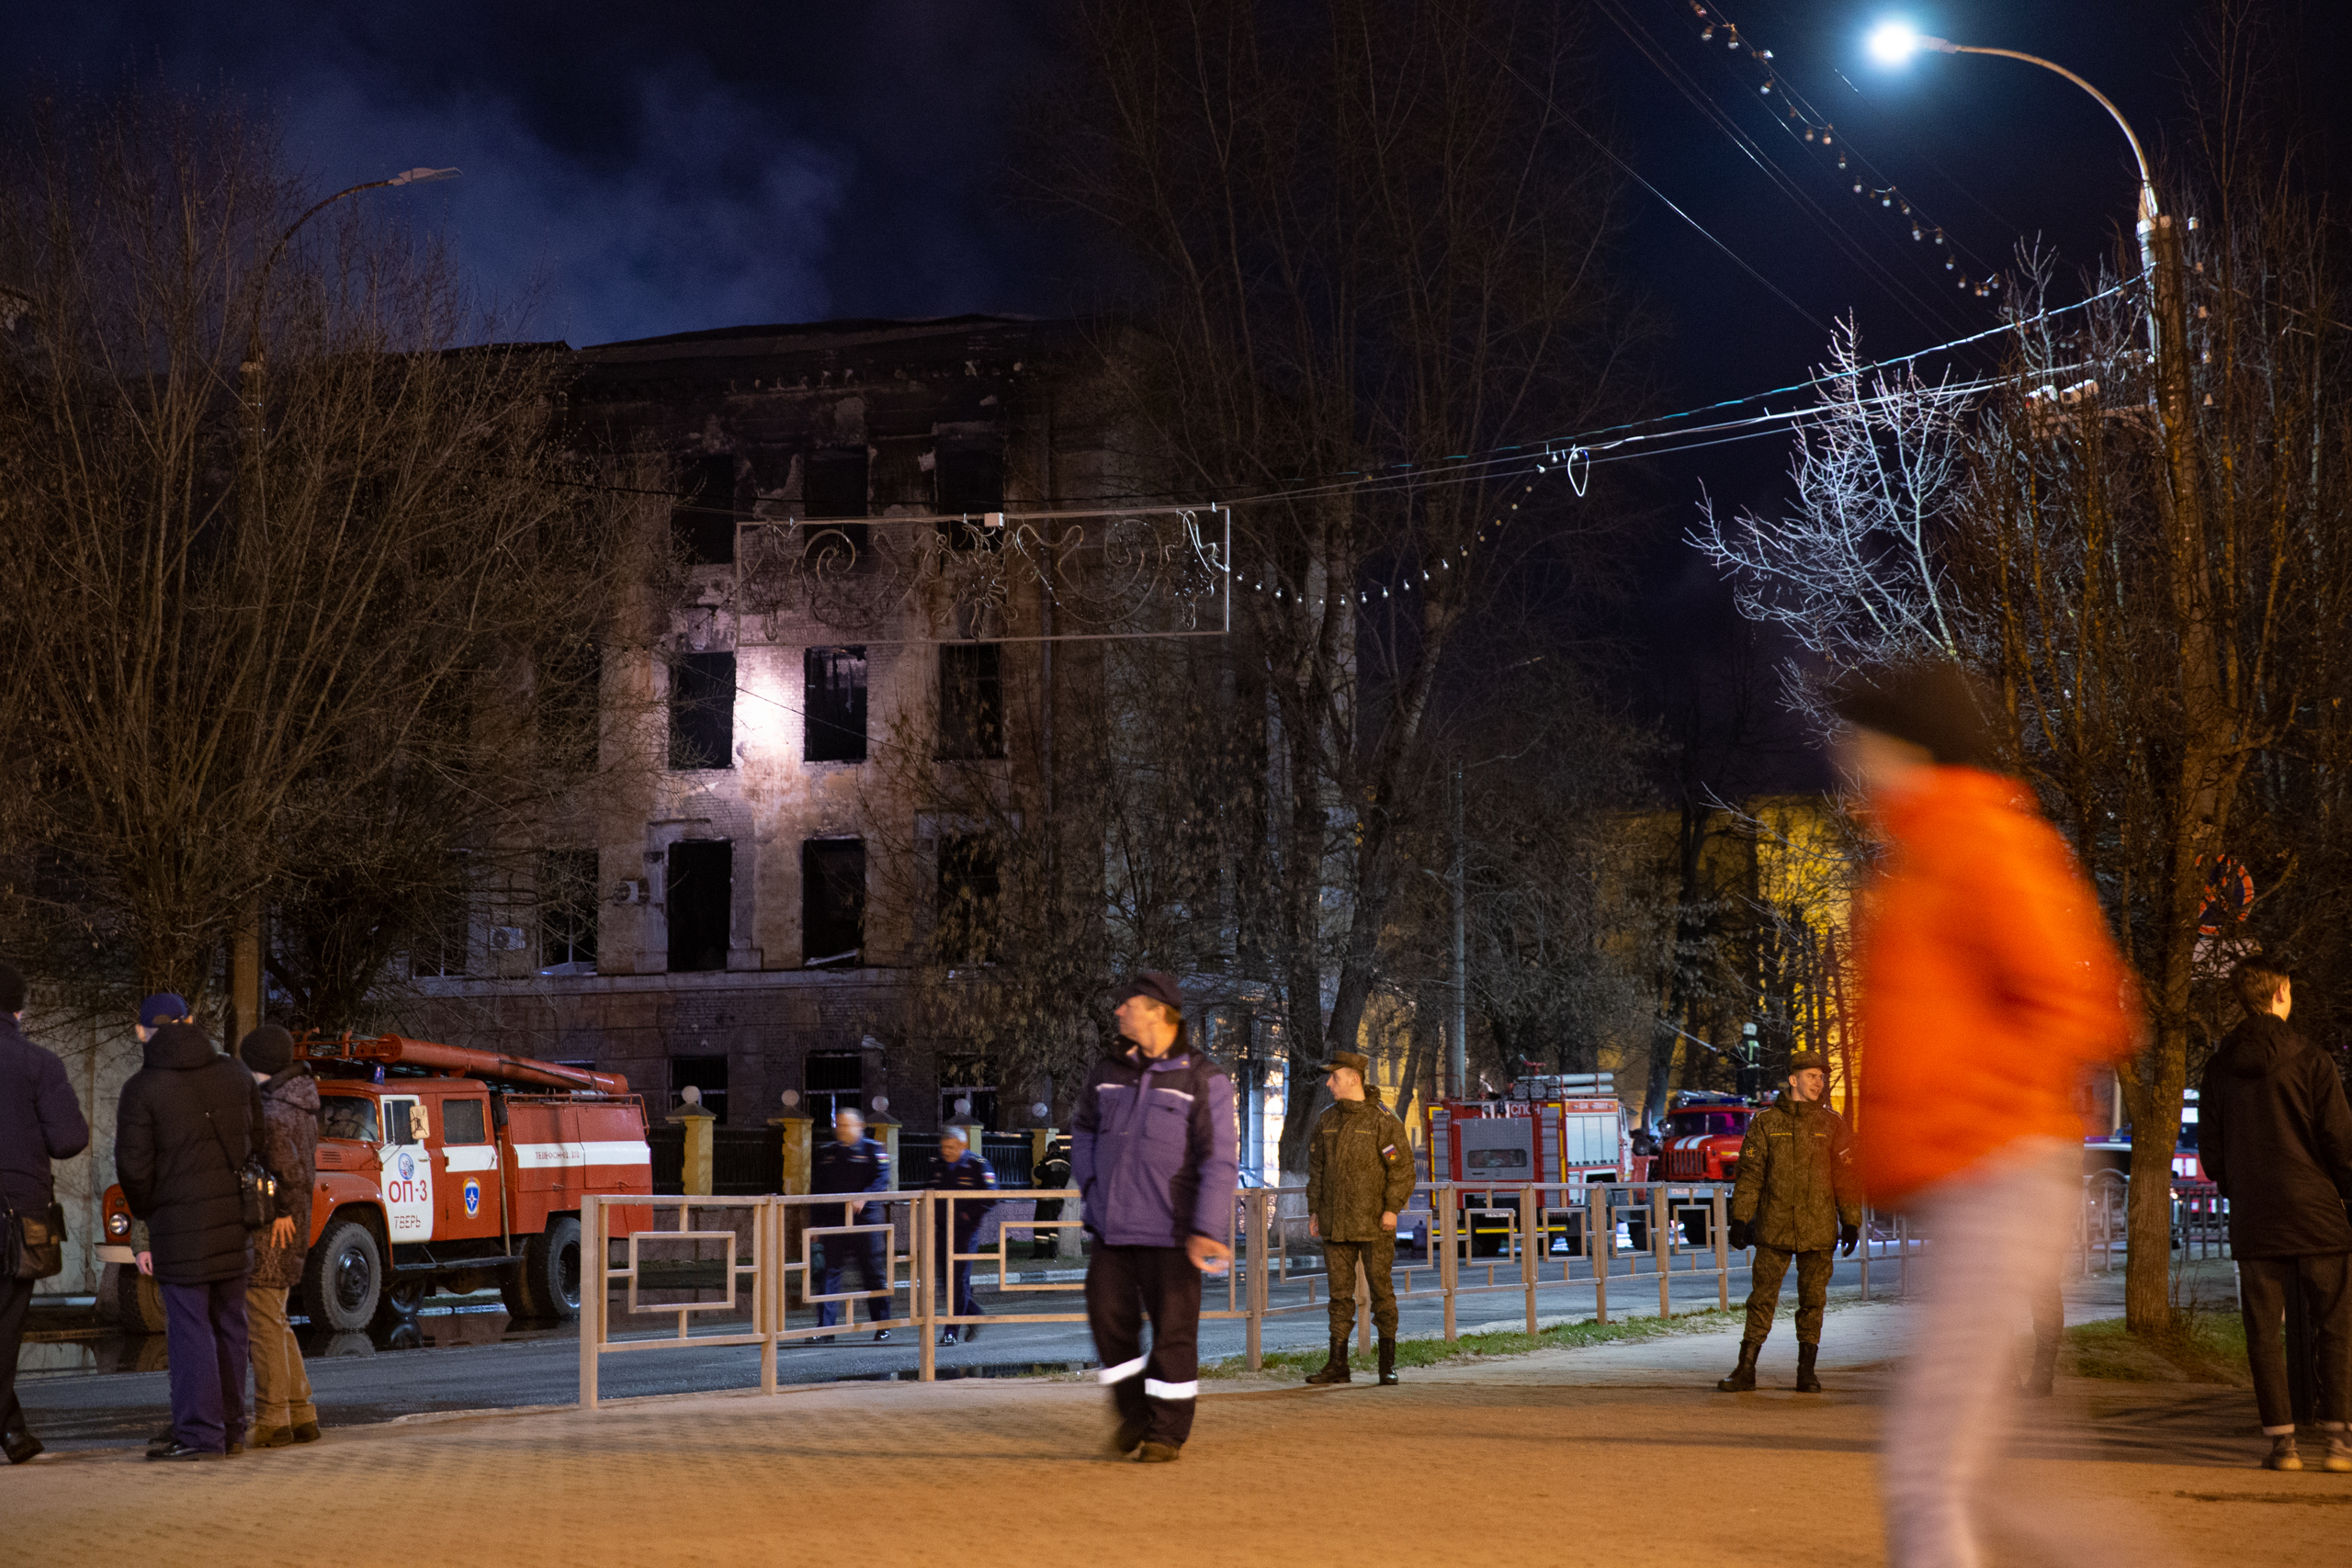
[
  {"left": 931, "top": 1127, "right": 998, "bottom": 1345},
  {"left": 238, "top": 1026, "right": 321, "bottom": 1449},
  {"left": 2200, "top": 961, "right": 2352, "bottom": 1472},
  {"left": 1031, "top": 1133, "right": 1073, "bottom": 1260},
  {"left": 118, "top": 994, "right": 266, "bottom": 1461},
  {"left": 1833, "top": 664, "right": 2133, "bottom": 1568},
  {"left": 1302, "top": 1051, "right": 1415, "bottom": 1387},
  {"left": 808, "top": 1109, "right": 892, "bottom": 1344},
  {"left": 1715, "top": 1052, "right": 1860, "bottom": 1393},
  {"left": 1073, "top": 971, "right": 1238, "bottom": 1463},
  {"left": 2, "top": 960, "right": 91, "bottom": 1465}
]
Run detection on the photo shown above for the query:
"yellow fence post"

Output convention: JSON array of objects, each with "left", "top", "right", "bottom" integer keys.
[
  {"left": 669, "top": 1089, "right": 716, "bottom": 1196},
  {"left": 578, "top": 1193, "right": 601, "bottom": 1410}
]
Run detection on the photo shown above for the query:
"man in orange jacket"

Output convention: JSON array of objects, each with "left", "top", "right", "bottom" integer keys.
[{"left": 1832, "top": 662, "right": 2132, "bottom": 1568}]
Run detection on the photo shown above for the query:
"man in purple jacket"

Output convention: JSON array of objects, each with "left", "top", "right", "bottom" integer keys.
[{"left": 1073, "top": 971, "right": 1238, "bottom": 1463}]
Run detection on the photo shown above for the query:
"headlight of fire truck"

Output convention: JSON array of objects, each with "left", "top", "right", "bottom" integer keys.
[{"left": 107, "top": 1209, "right": 132, "bottom": 1237}]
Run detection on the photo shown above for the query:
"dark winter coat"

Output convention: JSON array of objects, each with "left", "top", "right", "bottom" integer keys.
[
  {"left": 1072, "top": 1043, "right": 1238, "bottom": 1247},
  {"left": 809, "top": 1135, "right": 890, "bottom": 1229},
  {"left": 1, "top": 1013, "right": 90, "bottom": 1215},
  {"left": 1306, "top": 1095, "right": 1417, "bottom": 1242},
  {"left": 1729, "top": 1094, "right": 1862, "bottom": 1254},
  {"left": 250, "top": 1067, "right": 321, "bottom": 1291},
  {"left": 115, "top": 1022, "right": 266, "bottom": 1286},
  {"left": 2199, "top": 1012, "right": 2352, "bottom": 1258},
  {"left": 930, "top": 1149, "right": 999, "bottom": 1241}
]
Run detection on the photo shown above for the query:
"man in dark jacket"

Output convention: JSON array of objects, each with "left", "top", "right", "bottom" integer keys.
[
  {"left": 239, "top": 1026, "right": 321, "bottom": 1449},
  {"left": 931, "top": 1126, "right": 998, "bottom": 1345},
  {"left": 2, "top": 960, "right": 91, "bottom": 1465},
  {"left": 1717, "top": 1052, "right": 1861, "bottom": 1393},
  {"left": 2200, "top": 961, "right": 2352, "bottom": 1472},
  {"left": 1073, "top": 971, "right": 1238, "bottom": 1463},
  {"left": 809, "top": 1109, "right": 892, "bottom": 1343},
  {"left": 1032, "top": 1134, "right": 1073, "bottom": 1260},
  {"left": 1303, "top": 1051, "right": 1416, "bottom": 1387},
  {"left": 117, "top": 1000, "right": 266, "bottom": 1460}
]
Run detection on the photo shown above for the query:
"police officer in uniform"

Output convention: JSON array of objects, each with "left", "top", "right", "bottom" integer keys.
[
  {"left": 932, "top": 1126, "right": 999, "bottom": 1344},
  {"left": 1031, "top": 1134, "right": 1073, "bottom": 1260},
  {"left": 1717, "top": 1051, "right": 1861, "bottom": 1393},
  {"left": 809, "top": 1109, "right": 892, "bottom": 1343},
  {"left": 1304, "top": 1051, "right": 1417, "bottom": 1387}
]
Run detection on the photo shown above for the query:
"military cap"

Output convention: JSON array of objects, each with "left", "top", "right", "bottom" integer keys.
[
  {"left": 1787, "top": 1052, "right": 1829, "bottom": 1075},
  {"left": 1318, "top": 1050, "right": 1372, "bottom": 1078}
]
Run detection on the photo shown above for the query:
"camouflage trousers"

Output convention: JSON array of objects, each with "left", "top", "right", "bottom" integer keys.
[
  {"left": 1322, "top": 1235, "right": 1397, "bottom": 1337},
  {"left": 1744, "top": 1246, "right": 1834, "bottom": 1346}
]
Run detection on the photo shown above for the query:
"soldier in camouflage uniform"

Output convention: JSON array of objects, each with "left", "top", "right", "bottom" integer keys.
[
  {"left": 1716, "top": 1051, "right": 1861, "bottom": 1393},
  {"left": 1304, "top": 1051, "right": 1418, "bottom": 1387}
]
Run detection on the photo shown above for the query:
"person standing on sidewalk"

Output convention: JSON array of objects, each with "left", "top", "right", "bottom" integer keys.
[
  {"left": 1303, "top": 1050, "right": 1416, "bottom": 1387},
  {"left": 2200, "top": 960, "right": 2352, "bottom": 1472},
  {"left": 931, "top": 1127, "right": 998, "bottom": 1346},
  {"left": 1073, "top": 970, "right": 1238, "bottom": 1463},
  {"left": 238, "top": 1026, "right": 320, "bottom": 1449},
  {"left": 1715, "top": 1051, "right": 1860, "bottom": 1394},
  {"left": 2, "top": 960, "right": 91, "bottom": 1466},
  {"left": 118, "top": 997, "right": 267, "bottom": 1461},
  {"left": 1831, "top": 663, "right": 2133, "bottom": 1568},
  {"left": 808, "top": 1109, "right": 892, "bottom": 1344},
  {"left": 1032, "top": 1133, "right": 1073, "bottom": 1260}
]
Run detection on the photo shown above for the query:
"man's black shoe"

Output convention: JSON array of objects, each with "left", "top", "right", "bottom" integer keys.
[
  {"left": 872, "top": 1328, "right": 891, "bottom": 1343},
  {"left": 808, "top": 1335, "right": 836, "bottom": 1345},
  {"left": 145, "top": 1442, "right": 216, "bottom": 1462},
  {"left": 4, "top": 1430, "right": 43, "bottom": 1465},
  {"left": 937, "top": 1327, "right": 959, "bottom": 1346},
  {"left": 960, "top": 1323, "right": 980, "bottom": 1344}
]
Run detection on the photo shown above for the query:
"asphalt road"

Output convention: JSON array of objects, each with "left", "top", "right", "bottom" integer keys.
[{"left": 16, "top": 1247, "right": 1928, "bottom": 1448}]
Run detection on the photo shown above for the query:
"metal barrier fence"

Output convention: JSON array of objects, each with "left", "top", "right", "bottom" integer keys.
[{"left": 580, "top": 1172, "right": 2197, "bottom": 1408}]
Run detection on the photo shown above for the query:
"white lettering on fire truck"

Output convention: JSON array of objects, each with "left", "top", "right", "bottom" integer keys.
[{"left": 510, "top": 1141, "right": 652, "bottom": 1168}]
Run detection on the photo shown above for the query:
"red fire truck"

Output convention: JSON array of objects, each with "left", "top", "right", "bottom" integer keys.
[
  {"left": 1423, "top": 1074, "right": 1631, "bottom": 1254},
  {"left": 96, "top": 1034, "right": 653, "bottom": 1333}
]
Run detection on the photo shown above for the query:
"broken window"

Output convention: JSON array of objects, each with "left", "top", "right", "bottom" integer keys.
[
  {"left": 665, "top": 840, "right": 732, "bottom": 973},
  {"left": 539, "top": 849, "right": 599, "bottom": 974},
  {"left": 673, "top": 454, "right": 741, "bottom": 567},
  {"left": 669, "top": 1055, "right": 730, "bottom": 1124},
  {"left": 668, "top": 651, "right": 736, "bottom": 771},
  {"left": 802, "top": 448, "right": 869, "bottom": 559},
  {"left": 936, "top": 643, "right": 1004, "bottom": 760},
  {"left": 804, "top": 647, "right": 867, "bottom": 762},
  {"left": 935, "top": 445, "right": 1004, "bottom": 548},
  {"left": 934, "top": 832, "right": 1001, "bottom": 965},
  {"left": 804, "top": 1050, "right": 865, "bottom": 1130},
  {"left": 802, "top": 839, "right": 865, "bottom": 967},
  {"left": 534, "top": 638, "right": 600, "bottom": 776}
]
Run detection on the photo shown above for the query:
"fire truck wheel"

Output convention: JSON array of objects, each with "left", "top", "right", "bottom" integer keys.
[
  {"left": 379, "top": 1278, "right": 429, "bottom": 1321},
  {"left": 506, "top": 1216, "right": 583, "bottom": 1320},
  {"left": 1682, "top": 1211, "right": 1713, "bottom": 1248},
  {"left": 301, "top": 1216, "right": 386, "bottom": 1332},
  {"left": 1626, "top": 1216, "right": 1650, "bottom": 1254},
  {"left": 104, "top": 1261, "right": 169, "bottom": 1334}
]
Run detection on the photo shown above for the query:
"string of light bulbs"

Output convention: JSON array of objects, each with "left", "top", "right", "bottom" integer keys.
[{"left": 1683, "top": 1, "right": 2006, "bottom": 299}]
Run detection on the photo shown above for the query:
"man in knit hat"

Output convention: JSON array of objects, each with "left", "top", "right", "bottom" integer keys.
[
  {"left": 1715, "top": 1051, "right": 1860, "bottom": 1393},
  {"left": 239, "top": 1025, "right": 322, "bottom": 1447}
]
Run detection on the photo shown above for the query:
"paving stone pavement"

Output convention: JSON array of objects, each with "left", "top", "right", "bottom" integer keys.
[{"left": 6, "top": 1301, "right": 2345, "bottom": 1567}]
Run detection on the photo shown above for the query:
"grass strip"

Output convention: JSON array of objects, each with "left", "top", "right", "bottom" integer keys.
[
  {"left": 1206, "top": 1307, "right": 1747, "bottom": 1379},
  {"left": 2064, "top": 1313, "right": 2250, "bottom": 1384}
]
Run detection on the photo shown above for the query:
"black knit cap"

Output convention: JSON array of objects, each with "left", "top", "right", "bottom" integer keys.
[
  {"left": 239, "top": 1024, "right": 297, "bottom": 1076},
  {"left": 1827, "top": 660, "right": 2004, "bottom": 771},
  {"left": 0, "top": 960, "right": 23, "bottom": 1014}
]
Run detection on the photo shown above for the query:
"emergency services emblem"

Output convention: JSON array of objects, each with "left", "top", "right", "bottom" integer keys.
[
  {"left": 398, "top": 1152, "right": 415, "bottom": 1181},
  {"left": 463, "top": 1179, "right": 481, "bottom": 1216}
]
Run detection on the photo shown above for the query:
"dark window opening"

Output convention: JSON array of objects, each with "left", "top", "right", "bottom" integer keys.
[
  {"left": 802, "top": 839, "right": 865, "bottom": 967},
  {"left": 804, "top": 647, "right": 867, "bottom": 763},
  {"left": 939, "top": 1053, "right": 998, "bottom": 1134},
  {"left": 802, "top": 449, "right": 868, "bottom": 559},
  {"left": 443, "top": 1099, "right": 490, "bottom": 1145},
  {"left": 937, "top": 643, "right": 1004, "bottom": 760},
  {"left": 673, "top": 454, "right": 741, "bottom": 566},
  {"left": 669, "top": 651, "right": 736, "bottom": 771},
  {"left": 666, "top": 840, "right": 733, "bottom": 973},
  {"left": 411, "top": 885, "right": 469, "bottom": 978},
  {"left": 935, "top": 833, "right": 1001, "bottom": 965},
  {"left": 805, "top": 1051, "right": 865, "bottom": 1129},
  {"left": 935, "top": 446, "right": 1004, "bottom": 548},
  {"left": 535, "top": 638, "right": 600, "bottom": 775},
  {"left": 539, "top": 849, "right": 599, "bottom": 974},
  {"left": 670, "top": 1055, "right": 730, "bottom": 1124}
]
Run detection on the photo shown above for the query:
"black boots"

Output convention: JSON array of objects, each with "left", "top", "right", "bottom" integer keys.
[
  {"left": 1377, "top": 1336, "right": 1398, "bottom": 1385},
  {"left": 1795, "top": 1342, "right": 1823, "bottom": 1393},
  {"left": 2022, "top": 1343, "right": 2057, "bottom": 1397},
  {"left": 1306, "top": 1335, "right": 1352, "bottom": 1384},
  {"left": 1716, "top": 1339, "right": 1761, "bottom": 1393}
]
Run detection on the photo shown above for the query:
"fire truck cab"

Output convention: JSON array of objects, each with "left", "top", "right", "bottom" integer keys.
[
  {"left": 1424, "top": 1074, "right": 1632, "bottom": 1254},
  {"left": 1656, "top": 1090, "right": 1758, "bottom": 1184},
  {"left": 96, "top": 1034, "right": 652, "bottom": 1333}
]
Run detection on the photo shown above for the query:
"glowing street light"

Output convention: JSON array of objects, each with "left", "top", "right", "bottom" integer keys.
[{"left": 1864, "top": 19, "right": 1945, "bottom": 65}]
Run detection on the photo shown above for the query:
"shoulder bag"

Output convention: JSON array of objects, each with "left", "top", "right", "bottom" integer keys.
[
  {"left": 204, "top": 1098, "right": 278, "bottom": 1234},
  {"left": 6, "top": 1052, "right": 68, "bottom": 1278}
]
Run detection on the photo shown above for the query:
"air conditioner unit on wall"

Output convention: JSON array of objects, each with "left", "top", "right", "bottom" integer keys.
[
  {"left": 488, "top": 926, "right": 528, "bottom": 952},
  {"left": 611, "top": 879, "right": 647, "bottom": 905}
]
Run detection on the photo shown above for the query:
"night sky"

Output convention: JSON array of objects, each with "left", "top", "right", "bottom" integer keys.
[{"left": 7, "top": 0, "right": 2340, "bottom": 764}]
